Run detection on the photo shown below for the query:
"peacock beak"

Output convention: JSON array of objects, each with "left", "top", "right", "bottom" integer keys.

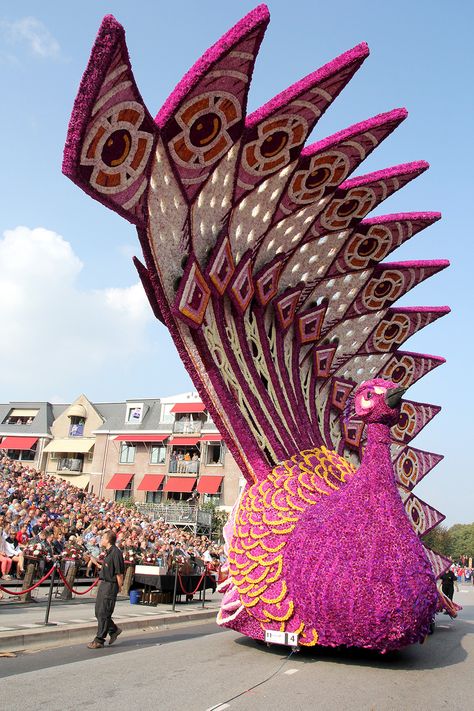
[{"left": 385, "top": 386, "right": 407, "bottom": 408}]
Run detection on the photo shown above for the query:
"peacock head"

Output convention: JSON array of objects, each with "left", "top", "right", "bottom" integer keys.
[{"left": 353, "top": 378, "right": 406, "bottom": 425}]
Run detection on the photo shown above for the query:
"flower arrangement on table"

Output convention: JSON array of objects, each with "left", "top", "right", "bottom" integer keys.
[
  {"left": 168, "top": 553, "right": 193, "bottom": 575},
  {"left": 23, "top": 542, "right": 48, "bottom": 560},
  {"left": 124, "top": 548, "right": 141, "bottom": 565},
  {"left": 140, "top": 551, "right": 157, "bottom": 566},
  {"left": 62, "top": 542, "right": 85, "bottom": 563}
]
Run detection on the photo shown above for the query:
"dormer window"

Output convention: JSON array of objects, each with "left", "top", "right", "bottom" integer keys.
[
  {"left": 69, "top": 416, "right": 85, "bottom": 437},
  {"left": 2, "top": 408, "right": 39, "bottom": 425},
  {"left": 126, "top": 403, "right": 144, "bottom": 424},
  {"left": 67, "top": 404, "right": 87, "bottom": 437}
]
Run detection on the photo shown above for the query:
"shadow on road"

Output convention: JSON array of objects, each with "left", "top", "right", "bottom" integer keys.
[{"left": 234, "top": 607, "right": 474, "bottom": 671}]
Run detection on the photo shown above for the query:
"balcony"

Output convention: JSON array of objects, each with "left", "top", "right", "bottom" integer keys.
[
  {"left": 57, "top": 457, "right": 83, "bottom": 473},
  {"left": 172, "top": 420, "right": 202, "bottom": 435},
  {"left": 168, "top": 460, "right": 200, "bottom": 475},
  {"left": 135, "top": 504, "right": 212, "bottom": 532}
]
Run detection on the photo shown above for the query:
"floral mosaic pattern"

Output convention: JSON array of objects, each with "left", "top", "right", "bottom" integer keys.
[{"left": 63, "top": 5, "right": 449, "bottom": 651}]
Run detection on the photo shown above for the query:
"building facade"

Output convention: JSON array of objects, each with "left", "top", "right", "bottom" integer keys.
[
  {"left": 0, "top": 392, "right": 244, "bottom": 509},
  {"left": 0, "top": 401, "right": 61, "bottom": 468}
]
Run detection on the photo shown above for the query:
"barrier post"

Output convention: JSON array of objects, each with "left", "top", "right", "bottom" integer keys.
[
  {"left": 43, "top": 562, "right": 58, "bottom": 626},
  {"left": 21, "top": 559, "right": 38, "bottom": 602},
  {"left": 171, "top": 563, "right": 179, "bottom": 612},
  {"left": 201, "top": 568, "right": 206, "bottom": 608}
]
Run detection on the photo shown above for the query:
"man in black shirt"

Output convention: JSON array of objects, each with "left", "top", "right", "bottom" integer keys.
[
  {"left": 87, "top": 530, "right": 124, "bottom": 649},
  {"left": 440, "top": 568, "right": 457, "bottom": 601}
]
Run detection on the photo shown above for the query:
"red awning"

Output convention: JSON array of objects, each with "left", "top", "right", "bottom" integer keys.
[
  {"left": 170, "top": 403, "right": 206, "bottom": 413},
  {"left": 137, "top": 474, "right": 165, "bottom": 492},
  {"left": 170, "top": 437, "right": 200, "bottom": 446},
  {"left": 199, "top": 434, "right": 223, "bottom": 441},
  {"left": 197, "top": 476, "right": 223, "bottom": 494},
  {"left": 0, "top": 436, "right": 38, "bottom": 450},
  {"left": 106, "top": 473, "right": 133, "bottom": 490},
  {"left": 114, "top": 434, "right": 168, "bottom": 442},
  {"left": 163, "top": 477, "right": 196, "bottom": 493}
]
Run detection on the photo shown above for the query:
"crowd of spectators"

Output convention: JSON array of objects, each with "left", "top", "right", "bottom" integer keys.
[{"left": 0, "top": 456, "right": 225, "bottom": 584}]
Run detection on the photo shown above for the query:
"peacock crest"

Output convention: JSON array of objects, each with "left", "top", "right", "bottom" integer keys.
[{"left": 63, "top": 5, "right": 450, "bottom": 651}]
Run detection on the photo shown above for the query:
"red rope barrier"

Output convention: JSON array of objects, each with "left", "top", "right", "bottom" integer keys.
[
  {"left": 57, "top": 568, "right": 99, "bottom": 595},
  {"left": 177, "top": 567, "right": 209, "bottom": 596},
  {"left": 0, "top": 564, "right": 56, "bottom": 596}
]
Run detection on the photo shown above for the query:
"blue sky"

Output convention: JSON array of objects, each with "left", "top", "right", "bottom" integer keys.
[{"left": 0, "top": 1, "right": 472, "bottom": 524}]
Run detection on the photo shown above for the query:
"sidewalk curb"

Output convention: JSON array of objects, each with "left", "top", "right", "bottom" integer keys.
[{"left": 0, "top": 607, "right": 218, "bottom": 653}]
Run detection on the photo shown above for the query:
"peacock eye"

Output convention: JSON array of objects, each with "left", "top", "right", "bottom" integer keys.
[
  {"left": 336, "top": 198, "right": 359, "bottom": 217},
  {"left": 189, "top": 113, "right": 222, "bottom": 147},
  {"left": 305, "top": 166, "right": 331, "bottom": 190},
  {"left": 260, "top": 130, "right": 289, "bottom": 158},
  {"left": 101, "top": 129, "right": 132, "bottom": 167}
]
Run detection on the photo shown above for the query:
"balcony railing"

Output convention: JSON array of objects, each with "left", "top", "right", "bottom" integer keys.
[
  {"left": 136, "top": 504, "right": 212, "bottom": 529},
  {"left": 172, "top": 420, "right": 202, "bottom": 434},
  {"left": 57, "top": 458, "right": 83, "bottom": 473},
  {"left": 169, "top": 460, "right": 200, "bottom": 475}
]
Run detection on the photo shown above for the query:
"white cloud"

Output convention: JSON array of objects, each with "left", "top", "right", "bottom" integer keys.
[
  {"left": 1, "top": 17, "right": 60, "bottom": 59},
  {"left": 0, "top": 226, "right": 154, "bottom": 398}
]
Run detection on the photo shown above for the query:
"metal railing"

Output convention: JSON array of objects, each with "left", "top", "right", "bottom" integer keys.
[
  {"left": 168, "top": 461, "right": 200, "bottom": 475},
  {"left": 57, "top": 458, "right": 83, "bottom": 473},
  {"left": 172, "top": 421, "right": 202, "bottom": 434},
  {"left": 136, "top": 504, "right": 212, "bottom": 530}
]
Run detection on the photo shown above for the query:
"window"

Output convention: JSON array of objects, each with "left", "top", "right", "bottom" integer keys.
[
  {"left": 6, "top": 448, "right": 36, "bottom": 462},
  {"left": 145, "top": 491, "right": 163, "bottom": 504},
  {"left": 119, "top": 443, "right": 135, "bottom": 464},
  {"left": 125, "top": 403, "right": 144, "bottom": 424},
  {"left": 206, "top": 442, "right": 224, "bottom": 465},
  {"left": 150, "top": 445, "right": 166, "bottom": 465},
  {"left": 115, "top": 481, "right": 132, "bottom": 502},
  {"left": 2, "top": 409, "right": 39, "bottom": 425},
  {"left": 69, "top": 417, "right": 85, "bottom": 437}
]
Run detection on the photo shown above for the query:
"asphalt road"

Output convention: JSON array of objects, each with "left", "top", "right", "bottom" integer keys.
[{"left": 1, "top": 587, "right": 473, "bottom": 711}]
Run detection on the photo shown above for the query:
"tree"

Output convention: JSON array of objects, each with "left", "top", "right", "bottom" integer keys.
[
  {"left": 200, "top": 502, "right": 229, "bottom": 541},
  {"left": 422, "top": 525, "right": 452, "bottom": 558},
  {"left": 447, "top": 523, "right": 474, "bottom": 561}
]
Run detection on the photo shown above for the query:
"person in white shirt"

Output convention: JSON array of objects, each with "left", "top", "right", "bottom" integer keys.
[{"left": 1, "top": 526, "right": 24, "bottom": 578}]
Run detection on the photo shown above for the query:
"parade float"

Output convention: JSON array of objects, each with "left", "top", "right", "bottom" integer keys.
[{"left": 63, "top": 5, "right": 451, "bottom": 652}]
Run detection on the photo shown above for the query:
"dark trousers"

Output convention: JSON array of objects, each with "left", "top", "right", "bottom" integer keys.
[{"left": 94, "top": 581, "right": 119, "bottom": 642}]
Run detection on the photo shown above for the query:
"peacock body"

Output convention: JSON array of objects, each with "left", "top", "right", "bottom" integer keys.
[{"left": 63, "top": 5, "right": 450, "bottom": 651}]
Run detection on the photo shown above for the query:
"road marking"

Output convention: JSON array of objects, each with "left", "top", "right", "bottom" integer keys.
[{"left": 284, "top": 668, "right": 299, "bottom": 675}]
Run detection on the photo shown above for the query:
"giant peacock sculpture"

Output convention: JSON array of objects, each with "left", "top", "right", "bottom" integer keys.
[{"left": 63, "top": 6, "right": 451, "bottom": 652}]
